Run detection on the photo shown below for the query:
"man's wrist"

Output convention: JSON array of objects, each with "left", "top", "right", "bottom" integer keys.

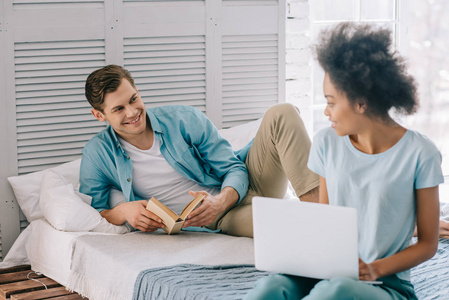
[
  {"left": 100, "top": 205, "right": 126, "bottom": 225},
  {"left": 218, "top": 186, "right": 239, "bottom": 209}
]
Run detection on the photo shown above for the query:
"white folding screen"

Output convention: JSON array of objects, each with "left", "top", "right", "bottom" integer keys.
[{"left": 0, "top": 0, "right": 285, "bottom": 259}]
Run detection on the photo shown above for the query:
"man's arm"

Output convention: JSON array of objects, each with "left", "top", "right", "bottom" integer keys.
[
  {"left": 188, "top": 108, "right": 249, "bottom": 202},
  {"left": 100, "top": 200, "right": 165, "bottom": 232},
  {"left": 80, "top": 147, "right": 164, "bottom": 232}
]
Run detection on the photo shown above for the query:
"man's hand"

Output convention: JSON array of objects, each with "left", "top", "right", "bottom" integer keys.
[
  {"left": 358, "top": 258, "right": 380, "bottom": 281},
  {"left": 183, "top": 187, "right": 239, "bottom": 228},
  {"left": 439, "top": 220, "right": 449, "bottom": 238},
  {"left": 100, "top": 200, "right": 165, "bottom": 232}
]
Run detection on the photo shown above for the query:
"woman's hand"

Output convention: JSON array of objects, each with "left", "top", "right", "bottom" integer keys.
[{"left": 358, "top": 258, "right": 380, "bottom": 281}]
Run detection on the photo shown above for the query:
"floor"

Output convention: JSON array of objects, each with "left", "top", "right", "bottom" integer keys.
[{"left": 0, "top": 265, "right": 86, "bottom": 300}]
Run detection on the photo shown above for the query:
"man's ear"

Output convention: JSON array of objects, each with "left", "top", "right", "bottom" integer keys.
[{"left": 91, "top": 108, "right": 106, "bottom": 122}]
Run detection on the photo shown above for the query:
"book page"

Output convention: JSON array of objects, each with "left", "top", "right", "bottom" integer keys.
[
  {"left": 147, "top": 197, "right": 180, "bottom": 220},
  {"left": 179, "top": 194, "right": 205, "bottom": 220}
]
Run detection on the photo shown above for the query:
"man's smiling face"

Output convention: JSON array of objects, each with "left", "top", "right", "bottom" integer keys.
[{"left": 91, "top": 78, "right": 147, "bottom": 140}]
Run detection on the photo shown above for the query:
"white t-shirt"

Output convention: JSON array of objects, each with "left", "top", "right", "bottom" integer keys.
[
  {"left": 307, "top": 127, "right": 444, "bottom": 281},
  {"left": 119, "top": 136, "right": 220, "bottom": 214}
]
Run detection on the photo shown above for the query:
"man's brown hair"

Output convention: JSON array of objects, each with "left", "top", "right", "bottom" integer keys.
[{"left": 85, "top": 65, "right": 135, "bottom": 111}]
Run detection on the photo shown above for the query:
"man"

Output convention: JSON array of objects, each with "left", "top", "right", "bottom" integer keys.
[{"left": 80, "top": 65, "right": 319, "bottom": 237}]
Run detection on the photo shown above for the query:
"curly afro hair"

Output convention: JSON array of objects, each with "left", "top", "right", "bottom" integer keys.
[{"left": 314, "top": 22, "right": 418, "bottom": 118}]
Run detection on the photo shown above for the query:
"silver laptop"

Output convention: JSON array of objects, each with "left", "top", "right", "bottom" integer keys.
[{"left": 252, "top": 197, "right": 359, "bottom": 280}]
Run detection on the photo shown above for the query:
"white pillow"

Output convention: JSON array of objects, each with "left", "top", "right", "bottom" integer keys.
[
  {"left": 219, "top": 118, "right": 262, "bottom": 150},
  {"left": 39, "top": 170, "right": 129, "bottom": 234},
  {"left": 7, "top": 159, "right": 81, "bottom": 222}
]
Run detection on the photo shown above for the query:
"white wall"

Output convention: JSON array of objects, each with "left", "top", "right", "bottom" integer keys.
[{"left": 285, "top": 0, "right": 313, "bottom": 136}]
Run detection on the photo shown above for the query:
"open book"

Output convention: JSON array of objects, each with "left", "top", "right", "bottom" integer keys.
[{"left": 145, "top": 194, "right": 205, "bottom": 234}]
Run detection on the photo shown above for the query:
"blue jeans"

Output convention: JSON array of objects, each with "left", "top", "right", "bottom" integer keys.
[{"left": 245, "top": 274, "right": 417, "bottom": 300}]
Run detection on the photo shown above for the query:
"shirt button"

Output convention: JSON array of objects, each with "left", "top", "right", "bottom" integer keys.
[
  {"left": 127, "top": 178, "right": 131, "bottom": 182},
  {"left": 127, "top": 156, "right": 130, "bottom": 159}
]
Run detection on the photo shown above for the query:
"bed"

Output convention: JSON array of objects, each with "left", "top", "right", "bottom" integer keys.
[{"left": 1, "top": 119, "right": 449, "bottom": 300}]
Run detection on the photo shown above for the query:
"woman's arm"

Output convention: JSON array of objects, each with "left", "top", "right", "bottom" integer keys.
[
  {"left": 319, "top": 176, "right": 329, "bottom": 204},
  {"left": 359, "top": 186, "right": 440, "bottom": 280}
]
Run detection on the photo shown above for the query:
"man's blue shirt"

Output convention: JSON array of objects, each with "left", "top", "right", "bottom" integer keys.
[{"left": 79, "top": 105, "right": 250, "bottom": 212}]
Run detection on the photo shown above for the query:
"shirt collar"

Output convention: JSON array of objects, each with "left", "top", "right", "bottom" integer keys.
[{"left": 145, "top": 107, "right": 163, "bottom": 133}]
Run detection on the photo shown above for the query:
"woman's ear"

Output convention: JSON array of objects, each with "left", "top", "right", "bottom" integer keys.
[
  {"left": 91, "top": 108, "right": 106, "bottom": 122},
  {"left": 355, "top": 99, "right": 368, "bottom": 114}
]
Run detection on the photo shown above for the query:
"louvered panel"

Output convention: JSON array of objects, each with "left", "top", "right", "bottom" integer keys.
[
  {"left": 222, "top": 34, "right": 279, "bottom": 128},
  {"left": 18, "top": 140, "right": 88, "bottom": 154},
  {"left": 14, "top": 0, "right": 102, "bottom": 3},
  {"left": 15, "top": 39, "right": 106, "bottom": 175},
  {"left": 20, "top": 148, "right": 84, "bottom": 161},
  {"left": 13, "top": 0, "right": 103, "bottom": 10},
  {"left": 17, "top": 107, "right": 89, "bottom": 118},
  {"left": 223, "top": 70, "right": 278, "bottom": 79},
  {"left": 18, "top": 120, "right": 101, "bottom": 134},
  {"left": 123, "top": 0, "right": 204, "bottom": 4},
  {"left": 223, "top": 64, "right": 278, "bottom": 73},
  {"left": 17, "top": 102, "right": 91, "bottom": 114},
  {"left": 19, "top": 155, "right": 84, "bottom": 175},
  {"left": 223, "top": 0, "right": 278, "bottom": 4},
  {"left": 223, "top": 88, "right": 278, "bottom": 99},
  {"left": 17, "top": 95, "right": 87, "bottom": 106},
  {"left": 16, "top": 75, "right": 88, "bottom": 86},
  {"left": 223, "top": 101, "right": 275, "bottom": 110},
  {"left": 17, "top": 114, "right": 94, "bottom": 127},
  {"left": 129, "top": 62, "right": 205, "bottom": 72},
  {"left": 17, "top": 134, "right": 97, "bottom": 147},
  {"left": 223, "top": 58, "right": 278, "bottom": 68},
  {"left": 18, "top": 126, "right": 103, "bottom": 140},
  {"left": 15, "top": 61, "right": 105, "bottom": 72},
  {"left": 223, "top": 94, "right": 278, "bottom": 104},
  {"left": 124, "top": 35, "right": 206, "bottom": 111},
  {"left": 15, "top": 67, "right": 102, "bottom": 78}
]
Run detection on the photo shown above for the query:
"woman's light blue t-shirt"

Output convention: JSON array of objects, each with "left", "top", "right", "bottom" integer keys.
[{"left": 307, "top": 127, "right": 444, "bottom": 281}]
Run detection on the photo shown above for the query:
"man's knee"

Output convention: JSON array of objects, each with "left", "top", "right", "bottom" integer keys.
[
  {"left": 264, "top": 103, "right": 299, "bottom": 121},
  {"left": 217, "top": 203, "right": 253, "bottom": 237}
]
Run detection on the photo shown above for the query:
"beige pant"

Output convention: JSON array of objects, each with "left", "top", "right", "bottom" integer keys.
[{"left": 206, "top": 103, "right": 319, "bottom": 237}]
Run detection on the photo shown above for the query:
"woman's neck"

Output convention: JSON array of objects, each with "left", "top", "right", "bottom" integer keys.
[{"left": 349, "top": 117, "right": 406, "bottom": 155}]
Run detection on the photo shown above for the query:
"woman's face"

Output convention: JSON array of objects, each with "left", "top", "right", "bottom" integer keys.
[{"left": 323, "top": 73, "right": 366, "bottom": 136}]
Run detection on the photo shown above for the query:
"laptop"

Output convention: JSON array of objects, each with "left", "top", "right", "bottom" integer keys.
[{"left": 253, "top": 196, "right": 369, "bottom": 281}]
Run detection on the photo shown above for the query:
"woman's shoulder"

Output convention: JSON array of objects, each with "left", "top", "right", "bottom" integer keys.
[{"left": 405, "top": 129, "right": 441, "bottom": 154}]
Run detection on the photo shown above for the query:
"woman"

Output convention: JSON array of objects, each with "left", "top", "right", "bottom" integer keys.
[{"left": 245, "top": 22, "right": 443, "bottom": 299}]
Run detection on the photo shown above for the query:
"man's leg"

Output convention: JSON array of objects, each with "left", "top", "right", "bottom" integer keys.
[
  {"left": 210, "top": 103, "right": 319, "bottom": 237},
  {"left": 244, "top": 103, "right": 319, "bottom": 200}
]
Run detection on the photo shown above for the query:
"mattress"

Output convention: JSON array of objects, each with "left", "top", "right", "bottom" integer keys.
[{"left": 23, "top": 219, "right": 256, "bottom": 300}]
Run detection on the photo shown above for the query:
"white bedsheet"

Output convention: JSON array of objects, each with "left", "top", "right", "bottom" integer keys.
[
  {"left": 67, "top": 230, "right": 255, "bottom": 300},
  {"left": 2, "top": 219, "right": 255, "bottom": 300}
]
